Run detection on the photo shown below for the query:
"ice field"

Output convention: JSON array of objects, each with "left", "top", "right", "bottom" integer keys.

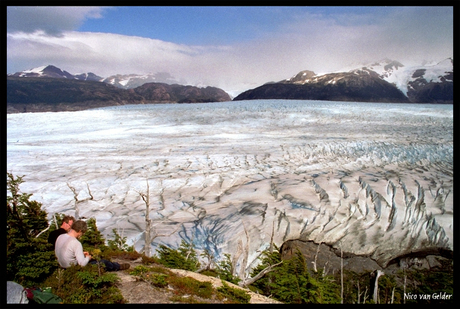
[{"left": 7, "top": 100, "right": 453, "bottom": 277}]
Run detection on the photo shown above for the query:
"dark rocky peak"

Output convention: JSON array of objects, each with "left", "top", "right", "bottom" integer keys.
[
  {"left": 74, "top": 72, "right": 104, "bottom": 82},
  {"left": 284, "top": 70, "right": 317, "bottom": 84},
  {"left": 9, "top": 65, "right": 75, "bottom": 79},
  {"left": 39, "top": 65, "right": 75, "bottom": 79}
]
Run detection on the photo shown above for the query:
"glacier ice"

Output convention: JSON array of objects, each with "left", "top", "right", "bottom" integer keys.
[{"left": 7, "top": 100, "right": 453, "bottom": 276}]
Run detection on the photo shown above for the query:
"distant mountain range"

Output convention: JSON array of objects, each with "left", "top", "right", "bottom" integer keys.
[
  {"left": 7, "top": 58, "right": 453, "bottom": 113},
  {"left": 7, "top": 65, "right": 183, "bottom": 89},
  {"left": 8, "top": 65, "right": 103, "bottom": 81},
  {"left": 234, "top": 58, "right": 453, "bottom": 103},
  {"left": 7, "top": 65, "right": 231, "bottom": 113}
]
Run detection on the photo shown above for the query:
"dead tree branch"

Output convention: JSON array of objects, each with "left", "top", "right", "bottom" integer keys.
[
  {"left": 139, "top": 179, "right": 152, "bottom": 257},
  {"left": 239, "top": 222, "right": 250, "bottom": 281},
  {"left": 240, "top": 261, "right": 283, "bottom": 287},
  {"left": 67, "top": 182, "right": 93, "bottom": 219},
  {"left": 311, "top": 242, "right": 321, "bottom": 273}
]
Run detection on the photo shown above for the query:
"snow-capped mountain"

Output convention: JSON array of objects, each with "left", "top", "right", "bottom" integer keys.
[
  {"left": 74, "top": 72, "right": 104, "bottom": 82},
  {"left": 7, "top": 69, "right": 232, "bottom": 112},
  {"left": 103, "top": 72, "right": 181, "bottom": 89},
  {"left": 236, "top": 58, "right": 453, "bottom": 103},
  {"left": 352, "top": 58, "right": 453, "bottom": 98},
  {"left": 8, "top": 65, "right": 182, "bottom": 89},
  {"left": 7, "top": 65, "right": 104, "bottom": 82},
  {"left": 399, "top": 58, "right": 453, "bottom": 103},
  {"left": 286, "top": 58, "right": 453, "bottom": 96},
  {"left": 9, "top": 59, "right": 453, "bottom": 104},
  {"left": 8, "top": 65, "right": 76, "bottom": 79}
]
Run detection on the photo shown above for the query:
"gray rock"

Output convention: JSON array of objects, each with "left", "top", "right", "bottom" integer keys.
[{"left": 7, "top": 281, "right": 29, "bottom": 304}]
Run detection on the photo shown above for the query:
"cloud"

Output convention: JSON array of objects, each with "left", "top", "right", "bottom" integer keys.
[
  {"left": 7, "top": 31, "right": 193, "bottom": 72},
  {"left": 7, "top": 6, "right": 453, "bottom": 96},
  {"left": 7, "top": 6, "right": 106, "bottom": 35}
]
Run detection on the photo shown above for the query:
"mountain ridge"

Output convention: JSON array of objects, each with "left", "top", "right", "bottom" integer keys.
[
  {"left": 234, "top": 58, "right": 453, "bottom": 103},
  {"left": 6, "top": 76, "right": 231, "bottom": 113},
  {"left": 8, "top": 65, "right": 184, "bottom": 89},
  {"left": 7, "top": 58, "right": 453, "bottom": 112}
]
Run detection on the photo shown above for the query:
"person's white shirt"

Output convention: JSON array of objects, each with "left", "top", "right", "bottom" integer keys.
[{"left": 55, "top": 233, "right": 91, "bottom": 268}]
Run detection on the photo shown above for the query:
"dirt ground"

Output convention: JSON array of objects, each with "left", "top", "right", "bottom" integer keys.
[{"left": 112, "top": 257, "right": 281, "bottom": 304}]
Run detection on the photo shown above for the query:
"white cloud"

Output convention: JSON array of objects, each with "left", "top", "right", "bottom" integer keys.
[{"left": 7, "top": 6, "right": 105, "bottom": 35}]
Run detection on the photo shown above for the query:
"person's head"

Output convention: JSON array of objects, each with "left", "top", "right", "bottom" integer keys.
[
  {"left": 61, "top": 215, "right": 75, "bottom": 232},
  {"left": 71, "top": 220, "right": 88, "bottom": 238}
]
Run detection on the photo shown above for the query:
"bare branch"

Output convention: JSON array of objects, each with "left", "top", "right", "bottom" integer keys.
[
  {"left": 67, "top": 182, "right": 93, "bottom": 220},
  {"left": 67, "top": 182, "right": 78, "bottom": 202},
  {"left": 35, "top": 225, "right": 50, "bottom": 238},
  {"left": 53, "top": 213, "right": 58, "bottom": 229},
  {"left": 67, "top": 182, "right": 80, "bottom": 219},
  {"left": 240, "top": 261, "right": 283, "bottom": 287},
  {"left": 239, "top": 222, "right": 250, "bottom": 280},
  {"left": 138, "top": 179, "right": 152, "bottom": 257},
  {"left": 312, "top": 242, "right": 321, "bottom": 273},
  {"left": 269, "top": 218, "right": 275, "bottom": 253},
  {"left": 341, "top": 247, "right": 343, "bottom": 304},
  {"left": 232, "top": 240, "right": 243, "bottom": 278},
  {"left": 86, "top": 182, "right": 94, "bottom": 200}
]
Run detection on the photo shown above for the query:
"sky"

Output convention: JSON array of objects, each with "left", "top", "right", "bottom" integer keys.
[{"left": 6, "top": 6, "right": 454, "bottom": 96}]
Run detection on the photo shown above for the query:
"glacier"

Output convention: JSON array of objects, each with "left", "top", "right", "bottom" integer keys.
[{"left": 7, "top": 100, "right": 453, "bottom": 278}]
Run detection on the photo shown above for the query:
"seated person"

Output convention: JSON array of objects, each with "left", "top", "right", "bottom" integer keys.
[
  {"left": 48, "top": 215, "right": 75, "bottom": 250},
  {"left": 55, "top": 220, "right": 129, "bottom": 271}
]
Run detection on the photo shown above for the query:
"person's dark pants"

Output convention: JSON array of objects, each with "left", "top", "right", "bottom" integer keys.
[{"left": 89, "top": 259, "right": 121, "bottom": 271}]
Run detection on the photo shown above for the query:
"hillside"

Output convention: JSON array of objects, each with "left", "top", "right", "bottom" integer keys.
[
  {"left": 234, "top": 70, "right": 410, "bottom": 103},
  {"left": 234, "top": 58, "right": 453, "bottom": 103},
  {"left": 7, "top": 77, "right": 231, "bottom": 113},
  {"left": 95, "top": 243, "right": 453, "bottom": 304},
  {"left": 133, "top": 82, "right": 232, "bottom": 103},
  {"left": 111, "top": 256, "right": 280, "bottom": 304}
]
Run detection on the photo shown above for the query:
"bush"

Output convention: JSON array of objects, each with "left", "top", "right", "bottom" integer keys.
[
  {"left": 129, "top": 265, "right": 151, "bottom": 277},
  {"left": 80, "top": 218, "right": 108, "bottom": 252},
  {"left": 148, "top": 273, "right": 169, "bottom": 288},
  {"left": 43, "top": 264, "right": 124, "bottom": 304},
  {"left": 215, "top": 253, "right": 240, "bottom": 285},
  {"left": 107, "top": 228, "right": 134, "bottom": 252},
  {"left": 130, "top": 265, "right": 171, "bottom": 288},
  {"left": 216, "top": 281, "right": 251, "bottom": 304},
  {"left": 249, "top": 247, "right": 337, "bottom": 304},
  {"left": 6, "top": 173, "right": 57, "bottom": 286},
  {"left": 156, "top": 240, "right": 200, "bottom": 271},
  {"left": 169, "top": 276, "right": 214, "bottom": 299}
]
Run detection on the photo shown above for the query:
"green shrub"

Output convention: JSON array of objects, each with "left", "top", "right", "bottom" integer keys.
[
  {"left": 80, "top": 218, "right": 108, "bottom": 252},
  {"left": 156, "top": 240, "right": 200, "bottom": 271},
  {"left": 6, "top": 173, "right": 58, "bottom": 286},
  {"left": 200, "top": 269, "right": 219, "bottom": 278},
  {"left": 168, "top": 276, "right": 214, "bottom": 299},
  {"left": 141, "top": 254, "right": 158, "bottom": 265},
  {"left": 216, "top": 253, "right": 240, "bottom": 285},
  {"left": 149, "top": 273, "right": 168, "bottom": 288},
  {"left": 43, "top": 264, "right": 124, "bottom": 304},
  {"left": 249, "top": 247, "right": 322, "bottom": 304},
  {"left": 129, "top": 265, "right": 151, "bottom": 276},
  {"left": 107, "top": 228, "right": 134, "bottom": 252},
  {"left": 216, "top": 281, "right": 251, "bottom": 304},
  {"left": 130, "top": 265, "right": 170, "bottom": 288}
]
